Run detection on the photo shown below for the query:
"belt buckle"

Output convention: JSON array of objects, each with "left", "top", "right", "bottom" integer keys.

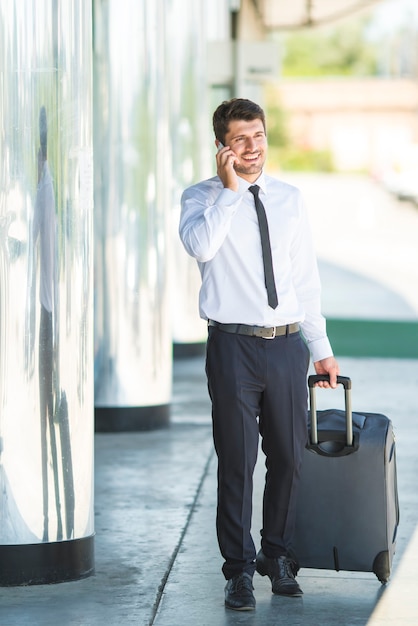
[{"left": 263, "top": 326, "right": 276, "bottom": 339}]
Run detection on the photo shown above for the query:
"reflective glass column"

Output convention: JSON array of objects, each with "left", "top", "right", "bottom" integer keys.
[
  {"left": 93, "top": 0, "right": 172, "bottom": 430},
  {"left": 167, "top": 0, "right": 211, "bottom": 356},
  {"left": 0, "top": 1, "right": 94, "bottom": 584}
]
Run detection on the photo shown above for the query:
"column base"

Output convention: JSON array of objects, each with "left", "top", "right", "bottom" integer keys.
[
  {"left": 0, "top": 535, "right": 94, "bottom": 586},
  {"left": 173, "top": 341, "right": 205, "bottom": 359},
  {"left": 95, "top": 404, "right": 170, "bottom": 432}
]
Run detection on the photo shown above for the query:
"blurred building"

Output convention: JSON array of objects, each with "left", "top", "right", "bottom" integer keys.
[{"left": 272, "top": 78, "right": 418, "bottom": 174}]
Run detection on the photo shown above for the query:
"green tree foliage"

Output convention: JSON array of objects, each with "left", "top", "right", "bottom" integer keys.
[
  {"left": 266, "top": 97, "right": 289, "bottom": 148},
  {"left": 281, "top": 17, "right": 379, "bottom": 77}
]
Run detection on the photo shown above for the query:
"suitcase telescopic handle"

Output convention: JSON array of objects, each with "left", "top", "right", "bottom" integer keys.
[{"left": 308, "top": 375, "right": 353, "bottom": 446}]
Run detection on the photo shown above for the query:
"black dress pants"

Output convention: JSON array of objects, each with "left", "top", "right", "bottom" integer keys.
[{"left": 205, "top": 325, "right": 310, "bottom": 580}]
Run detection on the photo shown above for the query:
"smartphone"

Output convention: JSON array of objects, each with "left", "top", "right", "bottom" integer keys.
[{"left": 217, "top": 141, "right": 224, "bottom": 152}]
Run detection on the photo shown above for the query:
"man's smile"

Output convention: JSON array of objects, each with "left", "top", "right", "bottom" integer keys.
[{"left": 241, "top": 152, "right": 260, "bottom": 162}]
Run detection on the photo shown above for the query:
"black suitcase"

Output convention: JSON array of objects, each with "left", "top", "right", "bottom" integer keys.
[{"left": 292, "top": 375, "right": 399, "bottom": 583}]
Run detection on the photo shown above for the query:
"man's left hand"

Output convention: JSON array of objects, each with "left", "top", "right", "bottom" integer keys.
[{"left": 313, "top": 356, "right": 340, "bottom": 388}]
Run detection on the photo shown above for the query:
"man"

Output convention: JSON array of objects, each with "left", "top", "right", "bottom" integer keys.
[{"left": 179, "top": 98, "right": 339, "bottom": 611}]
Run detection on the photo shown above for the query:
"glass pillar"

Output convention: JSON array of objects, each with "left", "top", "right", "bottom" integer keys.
[
  {"left": 93, "top": 0, "right": 172, "bottom": 431},
  {"left": 0, "top": 0, "right": 95, "bottom": 584}
]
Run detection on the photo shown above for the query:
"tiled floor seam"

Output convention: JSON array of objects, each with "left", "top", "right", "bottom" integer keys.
[{"left": 148, "top": 447, "right": 216, "bottom": 626}]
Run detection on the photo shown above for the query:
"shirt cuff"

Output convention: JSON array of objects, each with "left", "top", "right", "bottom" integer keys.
[
  {"left": 306, "top": 336, "right": 334, "bottom": 363},
  {"left": 216, "top": 187, "right": 242, "bottom": 206}
]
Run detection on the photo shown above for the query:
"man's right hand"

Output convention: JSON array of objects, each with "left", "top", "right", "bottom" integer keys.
[{"left": 216, "top": 143, "right": 239, "bottom": 192}]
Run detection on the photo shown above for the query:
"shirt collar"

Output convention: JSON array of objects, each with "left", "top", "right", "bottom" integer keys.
[{"left": 238, "top": 171, "right": 267, "bottom": 196}]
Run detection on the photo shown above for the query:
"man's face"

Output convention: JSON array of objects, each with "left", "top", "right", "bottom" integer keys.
[{"left": 224, "top": 118, "right": 267, "bottom": 181}]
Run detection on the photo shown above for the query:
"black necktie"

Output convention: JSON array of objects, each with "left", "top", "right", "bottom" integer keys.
[{"left": 248, "top": 185, "right": 278, "bottom": 309}]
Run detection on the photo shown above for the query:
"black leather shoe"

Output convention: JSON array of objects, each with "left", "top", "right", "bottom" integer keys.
[
  {"left": 256, "top": 550, "right": 303, "bottom": 597},
  {"left": 224, "top": 572, "right": 256, "bottom": 611}
]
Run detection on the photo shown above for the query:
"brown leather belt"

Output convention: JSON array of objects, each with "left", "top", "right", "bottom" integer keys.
[{"left": 208, "top": 320, "right": 300, "bottom": 340}]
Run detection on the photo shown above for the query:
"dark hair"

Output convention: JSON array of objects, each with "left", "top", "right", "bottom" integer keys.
[{"left": 213, "top": 98, "right": 266, "bottom": 144}]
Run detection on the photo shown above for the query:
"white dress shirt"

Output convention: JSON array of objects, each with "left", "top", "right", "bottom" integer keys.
[{"left": 179, "top": 171, "right": 333, "bottom": 362}]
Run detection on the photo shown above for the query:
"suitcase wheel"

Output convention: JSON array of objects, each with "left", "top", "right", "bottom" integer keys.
[{"left": 373, "top": 551, "right": 390, "bottom": 584}]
